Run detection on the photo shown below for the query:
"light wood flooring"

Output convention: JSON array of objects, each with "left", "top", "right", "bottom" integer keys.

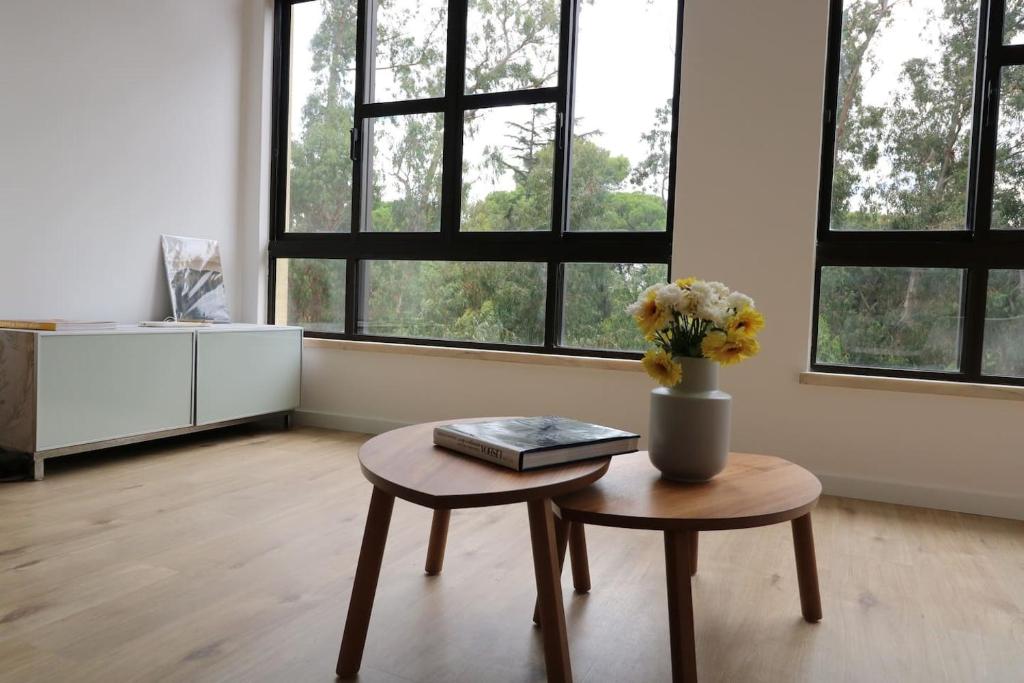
[{"left": 1, "top": 426, "right": 1022, "bottom": 682}]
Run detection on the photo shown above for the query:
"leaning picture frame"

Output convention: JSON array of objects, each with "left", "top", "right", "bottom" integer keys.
[{"left": 160, "top": 235, "right": 231, "bottom": 323}]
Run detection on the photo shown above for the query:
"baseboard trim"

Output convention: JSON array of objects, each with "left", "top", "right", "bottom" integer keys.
[
  {"left": 817, "top": 472, "right": 1024, "bottom": 521},
  {"left": 293, "top": 409, "right": 408, "bottom": 436},
  {"left": 295, "top": 409, "right": 1024, "bottom": 520}
]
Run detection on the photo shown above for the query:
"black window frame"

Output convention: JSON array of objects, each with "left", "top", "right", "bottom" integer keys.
[
  {"left": 812, "top": 0, "right": 1024, "bottom": 386},
  {"left": 267, "top": 0, "right": 685, "bottom": 360}
]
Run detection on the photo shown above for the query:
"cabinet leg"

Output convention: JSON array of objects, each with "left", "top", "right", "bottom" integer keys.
[
  {"left": 424, "top": 508, "right": 451, "bottom": 575},
  {"left": 32, "top": 457, "right": 44, "bottom": 481}
]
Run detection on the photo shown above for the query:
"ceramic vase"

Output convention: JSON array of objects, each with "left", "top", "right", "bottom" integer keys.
[{"left": 648, "top": 356, "right": 731, "bottom": 482}]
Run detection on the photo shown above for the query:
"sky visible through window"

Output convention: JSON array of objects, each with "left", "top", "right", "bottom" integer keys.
[{"left": 287, "top": 1, "right": 677, "bottom": 204}]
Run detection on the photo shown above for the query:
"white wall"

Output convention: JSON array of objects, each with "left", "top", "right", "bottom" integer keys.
[
  {"left": 0, "top": 0, "right": 269, "bottom": 323},
  {"left": 298, "top": 0, "right": 1024, "bottom": 519}
]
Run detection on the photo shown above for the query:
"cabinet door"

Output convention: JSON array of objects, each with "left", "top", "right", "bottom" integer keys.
[
  {"left": 195, "top": 329, "right": 301, "bottom": 425},
  {"left": 36, "top": 332, "right": 195, "bottom": 451}
]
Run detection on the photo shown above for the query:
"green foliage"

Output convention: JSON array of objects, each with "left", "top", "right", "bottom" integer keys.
[
  {"left": 283, "top": 0, "right": 673, "bottom": 350},
  {"left": 819, "top": 0, "right": 1024, "bottom": 373}
]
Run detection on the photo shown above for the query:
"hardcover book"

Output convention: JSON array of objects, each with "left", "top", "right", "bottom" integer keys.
[
  {"left": 0, "top": 320, "right": 118, "bottom": 331},
  {"left": 433, "top": 416, "right": 639, "bottom": 471}
]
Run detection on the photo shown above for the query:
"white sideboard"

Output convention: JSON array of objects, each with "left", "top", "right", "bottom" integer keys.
[{"left": 0, "top": 324, "right": 302, "bottom": 479}]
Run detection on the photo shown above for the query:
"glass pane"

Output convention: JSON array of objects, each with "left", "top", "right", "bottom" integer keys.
[
  {"left": 1004, "top": 1, "right": 1024, "bottom": 43},
  {"left": 371, "top": 0, "right": 447, "bottom": 101},
  {"left": 286, "top": 0, "right": 357, "bottom": 233},
  {"left": 829, "top": 0, "right": 978, "bottom": 231},
  {"left": 465, "top": 0, "right": 560, "bottom": 94},
  {"left": 461, "top": 104, "right": 556, "bottom": 232},
  {"left": 275, "top": 258, "right": 346, "bottom": 333},
  {"left": 366, "top": 113, "right": 444, "bottom": 232},
  {"left": 992, "top": 66, "right": 1024, "bottom": 229},
  {"left": 983, "top": 270, "right": 1024, "bottom": 377},
  {"left": 360, "top": 261, "right": 546, "bottom": 344},
  {"left": 561, "top": 263, "right": 668, "bottom": 351},
  {"left": 569, "top": 0, "right": 677, "bottom": 232},
  {"left": 816, "top": 267, "right": 963, "bottom": 371}
]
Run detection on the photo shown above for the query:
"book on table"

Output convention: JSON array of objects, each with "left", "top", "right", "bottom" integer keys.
[
  {"left": 433, "top": 416, "right": 640, "bottom": 471},
  {"left": 0, "top": 319, "right": 119, "bottom": 331}
]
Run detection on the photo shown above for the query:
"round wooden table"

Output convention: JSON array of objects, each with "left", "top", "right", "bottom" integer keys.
[
  {"left": 335, "top": 420, "right": 610, "bottom": 683},
  {"left": 553, "top": 451, "right": 823, "bottom": 683}
]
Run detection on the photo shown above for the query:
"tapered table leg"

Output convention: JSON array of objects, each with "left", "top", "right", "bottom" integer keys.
[
  {"left": 568, "top": 522, "right": 591, "bottom": 593},
  {"left": 791, "top": 513, "right": 822, "bottom": 622},
  {"left": 424, "top": 508, "right": 451, "bottom": 575},
  {"left": 527, "top": 499, "right": 573, "bottom": 683},
  {"left": 336, "top": 486, "right": 396, "bottom": 678},
  {"left": 533, "top": 515, "right": 569, "bottom": 625},
  {"left": 688, "top": 531, "right": 698, "bottom": 577},
  {"left": 664, "top": 531, "right": 698, "bottom": 683}
]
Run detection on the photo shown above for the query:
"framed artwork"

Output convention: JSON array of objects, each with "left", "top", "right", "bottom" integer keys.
[{"left": 160, "top": 235, "right": 231, "bottom": 323}]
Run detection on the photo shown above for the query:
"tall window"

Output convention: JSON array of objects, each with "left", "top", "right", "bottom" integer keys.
[
  {"left": 269, "top": 0, "right": 683, "bottom": 357},
  {"left": 814, "top": 0, "right": 1024, "bottom": 384}
]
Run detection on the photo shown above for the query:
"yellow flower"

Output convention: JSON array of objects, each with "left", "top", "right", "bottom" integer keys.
[
  {"left": 631, "top": 290, "right": 672, "bottom": 336},
  {"left": 642, "top": 349, "right": 683, "bottom": 387},
  {"left": 675, "top": 276, "right": 697, "bottom": 289},
  {"left": 701, "top": 330, "right": 760, "bottom": 366},
  {"left": 726, "top": 307, "right": 765, "bottom": 337}
]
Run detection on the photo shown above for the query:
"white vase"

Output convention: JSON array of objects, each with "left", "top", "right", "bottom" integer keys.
[{"left": 648, "top": 356, "right": 732, "bottom": 482}]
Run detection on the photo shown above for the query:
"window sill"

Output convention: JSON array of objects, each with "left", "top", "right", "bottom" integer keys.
[
  {"left": 799, "top": 371, "right": 1024, "bottom": 402},
  {"left": 303, "top": 337, "right": 643, "bottom": 373}
]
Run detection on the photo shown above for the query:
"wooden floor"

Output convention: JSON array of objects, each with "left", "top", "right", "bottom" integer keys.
[{"left": 1, "top": 427, "right": 1022, "bottom": 682}]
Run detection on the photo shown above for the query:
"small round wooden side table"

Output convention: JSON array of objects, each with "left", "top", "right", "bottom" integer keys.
[
  {"left": 335, "top": 420, "right": 610, "bottom": 683},
  {"left": 553, "top": 451, "right": 823, "bottom": 683}
]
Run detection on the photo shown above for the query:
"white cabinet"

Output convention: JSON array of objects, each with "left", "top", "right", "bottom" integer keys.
[
  {"left": 195, "top": 328, "right": 302, "bottom": 425},
  {"left": 0, "top": 324, "right": 302, "bottom": 479},
  {"left": 36, "top": 331, "right": 195, "bottom": 451}
]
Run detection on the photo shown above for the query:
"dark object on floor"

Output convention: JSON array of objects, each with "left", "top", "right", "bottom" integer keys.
[{"left": 0, "top": 450, "right": 31, "bottom": 482}]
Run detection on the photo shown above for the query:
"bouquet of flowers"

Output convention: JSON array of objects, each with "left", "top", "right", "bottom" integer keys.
[{"left": 627, "top": 277, "right": 765, "bottom": 386}]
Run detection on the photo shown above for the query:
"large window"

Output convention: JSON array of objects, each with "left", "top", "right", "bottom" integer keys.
[
  {"left": 814, "top": 0, "right": 1024, "bottom": 384},
  {"left": 269, "top": 0, "right": 683, "bottom": 357}
]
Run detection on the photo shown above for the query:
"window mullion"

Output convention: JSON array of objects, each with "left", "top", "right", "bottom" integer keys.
[
  {"left": 439, "top": 0, "right": 469, "bottom": 244},
  {"left": 960, "top": 267, "right": 989, "bottom": 379}
]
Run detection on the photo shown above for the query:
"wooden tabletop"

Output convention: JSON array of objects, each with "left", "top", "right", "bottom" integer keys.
[
  {"left": 358, "top": 420, "right": 611, "bottom": 509},
  {"left": 554, "top": 452, "right": 821, "bottom": 531}
]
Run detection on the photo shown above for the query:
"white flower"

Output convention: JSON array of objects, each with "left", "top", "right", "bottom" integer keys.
[
  {"left": 626, "top": 284, "right": 661, "bottom": 315},
  {"left": 655, "top": 283, "right": 685, "bottom": 312},
  {"left": 706, "top": 281, "right": 731, "bottom": 301},
  {"left": 697, "top": 300, "right": 728, "bottom": 325},
  {"left": 688, "top": 280, "right": 712, "bottom": 305},
  {"left": 726, "top": 291, "right": 754, "bottom": 311}
]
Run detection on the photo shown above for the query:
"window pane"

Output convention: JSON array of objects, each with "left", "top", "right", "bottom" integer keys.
[
  {"left": 992, "top": 66, "right": 1024, "bottom": 229},
  {"left": 816, "top": 267, "right": 963, "bottom": 371},
  {"left": 371, "top": 0, "right": 447, "bottom": 102},
  {"left": 275, "top": 258, "right": 346, "bottom": 333},
  {"left": 1004, "top": 1, "right": 1024, "bottom": 43},
  {"left": 569, "top": 0, "right": 677, "bottom": 232},
  {"left": 287, "top": 0, "right": 357, "bottom": 233},
  {"left": 461, "top": 104, "right": 555, "bottom": 232},
  {"left": 561, "top": 263, "right": 668, "bottom": 351},
  {"left": 829, "top": 1, "right": 978, "bottom": 231},
  {"left": 360, "top": 261, "right": 546, "bottom": 344},
  {"left": 366, "top": 114, "right": 444, "bottom": 232},
  {"left": 983, "top": 270, "right": 1024, "bottom": 377},
  {"left": 465, "top": 0, "right": 560, "bottom": 94}
]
